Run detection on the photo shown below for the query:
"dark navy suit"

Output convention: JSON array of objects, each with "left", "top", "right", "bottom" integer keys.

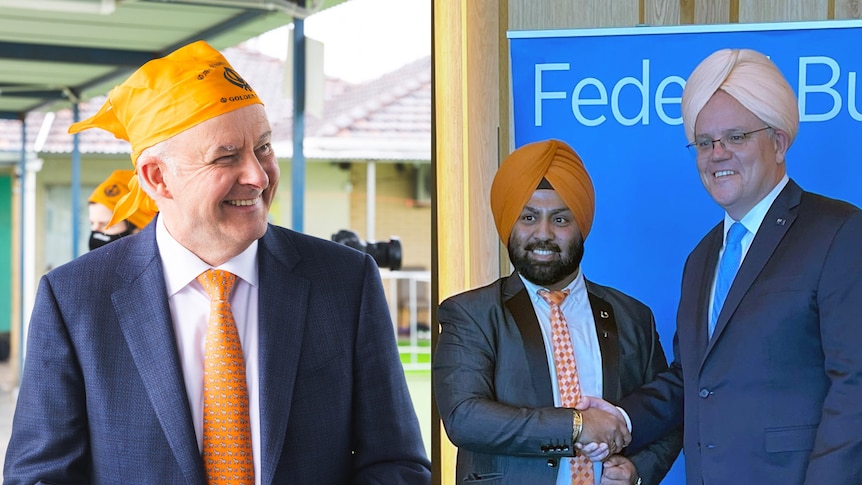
[
  {"left": 434, "top": 273, "right": 681, "bottom": 484},
  {"left": 622, "top": 180, "right": 862, "bottom": 484},
  {"left": 5, "top": 221, "right": 430, "bottom": 484}
]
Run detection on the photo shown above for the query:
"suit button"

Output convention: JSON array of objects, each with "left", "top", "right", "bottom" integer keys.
[
  {"left": 547, "top": 459, "right": 558, "bottom": 468},
  {"left": 699, "top": 388, "right": 710, "bottom": 398}
]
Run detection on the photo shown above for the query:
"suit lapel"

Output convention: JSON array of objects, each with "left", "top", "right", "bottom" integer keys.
[
  {"left": 693, "top": 224, "right": 722, "bottom": 362},
  {"left": 504, "top": 275, "right": 624, "bottom": 404},
  {"left": 706, "top": 181, "right": 801, "bottom": 356},
  {"left": 585, "top": 286, "right": 621, "bottom": 402},
  {"left": 257, "top": 227, "right": 310, "bottom": 484},
  {"left": 503, "top": 274, "right": 555, "bottom": 406},
  {"left": 111, "top": 224, "right": 206, "bottom": 484}
]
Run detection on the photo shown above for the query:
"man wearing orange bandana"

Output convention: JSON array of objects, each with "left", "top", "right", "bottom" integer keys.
[
  {"left": 88, "top": 169, "right": 157, "bottom": 250},
  {"left": 433, "top": 139, "right": 681, "bottom": 485},
  {"left": 5, "top": 40, "right": 430, "bottom": 484}
]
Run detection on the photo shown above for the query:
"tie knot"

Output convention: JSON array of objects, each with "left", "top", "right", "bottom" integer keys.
[
  {"left": 539, "top": 288, "right": 570, "bottom": 307},
  {"left": 726, "top": 222, "right": 747, "bottom": 246},
  {"left": 197, "top": 269, "right": 236, "bottom": 302}
]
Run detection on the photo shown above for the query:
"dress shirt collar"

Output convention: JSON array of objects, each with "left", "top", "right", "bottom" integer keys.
[
  {"left": 519, "top": 266, "right": 587, "bottom": 306},
  {"left": 724, "top": 174, "right": 789, "bottom": 239},
  {"left": 155, "top": 215, "right": 260, "bottom": 297}
]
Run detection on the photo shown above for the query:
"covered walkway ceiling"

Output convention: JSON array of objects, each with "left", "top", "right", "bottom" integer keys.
[{"left": 0, "top": 0, "right": 345, "bottom": 119}]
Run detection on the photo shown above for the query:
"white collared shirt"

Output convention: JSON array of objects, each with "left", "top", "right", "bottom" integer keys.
[
  {"left": 519, "top": 270, "right": 603, "bottom": 484},
  {"left": 156, "top": 216, "right": 262, "bottom": 484}
]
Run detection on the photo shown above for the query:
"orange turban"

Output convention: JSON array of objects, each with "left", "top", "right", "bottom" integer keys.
[
  {"left": 88, "top": 169, "right": 156, "bottom": 229},
  {"left": 69, "top": 40, "right": 263, "bottom": 228},
  {"left": 490, "top": 139, "right": 595, "bottom": 248},
  {"left": 682, "top": 48, "right": 799, "bottom": 145}
]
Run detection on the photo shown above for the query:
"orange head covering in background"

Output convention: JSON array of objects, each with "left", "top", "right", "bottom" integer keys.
[
  {"left": 490, "top": 139, "right": 595, "bottom": 248},
  {"left": 88, "top": 169, "right": 157, "bottom": 229},
  {"left": 68, "top": 40, "right": 263, "bottom": 228}
]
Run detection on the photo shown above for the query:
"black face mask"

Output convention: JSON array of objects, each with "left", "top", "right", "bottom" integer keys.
[{"left": 88, "top": 227, "right": 133, "bottom": 251}]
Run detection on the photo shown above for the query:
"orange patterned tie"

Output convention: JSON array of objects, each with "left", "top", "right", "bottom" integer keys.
[
  {"left": 539, "top": 289, "right": 594, "bottom": 485},
  {"left": 197, "top": 269, "right": 254, "bottom": 485}
]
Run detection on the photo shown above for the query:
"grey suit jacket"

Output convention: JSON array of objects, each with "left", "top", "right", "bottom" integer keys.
[
  {"left": 622, "top": 180, "right": 862, "bottom": 484},
  {"left": 4, "top": 221, "right": 430, "bottom": 484},
  {"left": 433, "top": 272, "right": 682, "bottom": 485}
]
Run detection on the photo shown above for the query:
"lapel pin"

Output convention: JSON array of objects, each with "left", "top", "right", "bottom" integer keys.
[
  {"left": 776, "top": 218, "right": 786, "bottom": 225},
  {"left": 600, "top": 310, "right": 609, "bottom": 319}
]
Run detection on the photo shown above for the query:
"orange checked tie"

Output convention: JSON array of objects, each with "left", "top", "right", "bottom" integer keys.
[
  {"left": 539, "top": 289, "right": 594, "bottom": 485},
  {"left": 197, "top": 270, "right": 254, "bottom": 485}
]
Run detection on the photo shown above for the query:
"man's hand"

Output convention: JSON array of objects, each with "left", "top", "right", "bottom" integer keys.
[
  {"left": 578, "top": 395, "right": 625, "bottom": 417},
  {"left": 573, "top": 396, "right": 631, "bottom": 460},
  {"left": 599, "top": 455, "right": 638, "bottom": 485},
  {"left": 578, "top": 407, "right": 630, "bottom": 454},
  {"left": 576, "top": 441, "right": 610, "bottom": 462}
]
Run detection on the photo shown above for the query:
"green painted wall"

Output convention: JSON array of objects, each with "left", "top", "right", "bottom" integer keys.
[{"left": 0, "top": 174, "right": 10, "bottom": 332}]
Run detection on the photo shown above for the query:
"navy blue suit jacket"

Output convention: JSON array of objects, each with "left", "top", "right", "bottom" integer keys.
[
  {"left": 4, "top": 222, "right": 430, "bottom": 484},
  {"left": 622, "top": 180, "right": 862, "bottom": 484},
  {"left": 434, "top": 273, "right": 681, "bottom": 484}
]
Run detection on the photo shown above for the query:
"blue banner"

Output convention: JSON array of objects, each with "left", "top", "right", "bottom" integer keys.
[{"left": 509, "top": 20, "right": 862, "bottom": 484}]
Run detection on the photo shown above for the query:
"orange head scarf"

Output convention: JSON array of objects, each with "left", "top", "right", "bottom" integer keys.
[
  {"left": 69, "top": 40, "right": 263, "bottom": 228},
  {"left": 490, "top": 139, "right": 595, "bottom": 248},
  {"left": 88, "top": 169, "right": 156, "bottom": 229}
]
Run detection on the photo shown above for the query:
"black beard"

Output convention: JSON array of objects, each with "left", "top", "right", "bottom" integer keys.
[{"left": 508, "top": 237, "right": 584, "bottom": 287}]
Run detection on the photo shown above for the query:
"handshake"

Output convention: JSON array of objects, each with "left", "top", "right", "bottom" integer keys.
[{"left": 574, "top": 396, "right": 631, "bottom": 462}]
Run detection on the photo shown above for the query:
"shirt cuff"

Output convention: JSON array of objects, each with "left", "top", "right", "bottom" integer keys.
[{"left": 616, "top": 406, "right": 632, "bottom": 432}]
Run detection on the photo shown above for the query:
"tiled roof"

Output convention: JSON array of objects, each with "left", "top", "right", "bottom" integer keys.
[{"left": 0, "top": 46, "right": 430, "bottom": 163}]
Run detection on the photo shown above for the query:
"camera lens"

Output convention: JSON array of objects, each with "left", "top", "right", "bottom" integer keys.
[
  {"left": 332, "top": 230, "right": 402, "bottom": 270},
  {"left": 368, "top": 239, "right": 402, "bottom": 271}
]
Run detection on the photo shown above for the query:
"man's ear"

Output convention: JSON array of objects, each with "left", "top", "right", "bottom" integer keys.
[
  {"left": 773, "top": 129, "right": 791, "bottom": 164},
  {"left": 137, "top": 154, "right": 173, "bottom": 200}
]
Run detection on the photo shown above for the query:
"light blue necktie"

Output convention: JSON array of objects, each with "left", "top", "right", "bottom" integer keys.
[{"left": 710, "top": 222, "right": 747, "bottom": 337}]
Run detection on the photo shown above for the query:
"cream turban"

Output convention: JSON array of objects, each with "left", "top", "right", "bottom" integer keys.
[
  {"left": 69, "top": 40, "right": 263, "bottom": 228},
  {"left": 682, "top": 48, "right": 799, "bottom": 144},
  {"left": 490, "top": 139, "right": 595, "bottom": 248}
]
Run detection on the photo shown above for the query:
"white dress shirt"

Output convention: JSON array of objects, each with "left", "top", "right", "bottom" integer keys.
[
  {"left": 156, "top": 217, "right": 262, "bottom": 484},
  {"left": 520, "top": 270, "right": 603, "bottom": 485}
]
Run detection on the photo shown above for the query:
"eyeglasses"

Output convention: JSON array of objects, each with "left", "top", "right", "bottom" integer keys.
[{"left": 686, "top": 126, "right": 772, "bottom": 157}]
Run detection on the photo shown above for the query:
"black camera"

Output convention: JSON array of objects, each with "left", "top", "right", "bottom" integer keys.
[{"left": 331, "top": 229, "right": 402, "bottom": 271}]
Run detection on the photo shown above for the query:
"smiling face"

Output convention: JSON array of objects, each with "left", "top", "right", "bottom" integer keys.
[
  {"left": 694, "top": 90, "right": 789, "bottom": 220},
  {"left": 137, "top": 104, "right": 279, "bottom": 266},
  {"left": 507, "top": 189, "right": 584, "bottom": 291}
]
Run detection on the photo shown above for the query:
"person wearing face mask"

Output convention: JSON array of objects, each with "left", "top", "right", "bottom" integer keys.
[{"left": 88, "top": 169, "right": 156, "bottom": 251}]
